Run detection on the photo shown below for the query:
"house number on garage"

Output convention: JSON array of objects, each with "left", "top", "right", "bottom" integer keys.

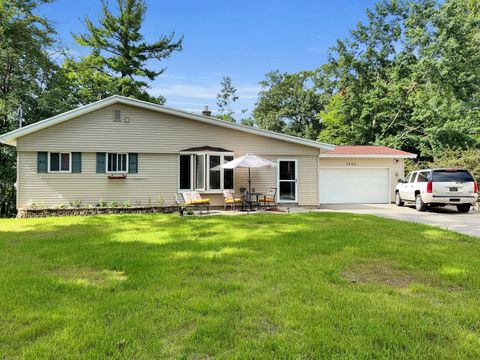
[{"left": 346, "top": 162, "right": 357, "bottom": 166}]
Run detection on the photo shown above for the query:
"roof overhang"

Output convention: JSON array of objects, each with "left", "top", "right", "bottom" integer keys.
[
  {"left": 0, "top": 95, "right": 335, "bottom": 151},
  {"left": 319, "top": 153, "right": 417, "bottom": 159}
]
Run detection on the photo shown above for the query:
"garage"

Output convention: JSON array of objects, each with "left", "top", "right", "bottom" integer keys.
[{"left": 319, "top": 167, "right": 390, "bottom": 204}]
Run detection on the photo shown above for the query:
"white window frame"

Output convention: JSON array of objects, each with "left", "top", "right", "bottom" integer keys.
[
  {"left": 106, "top": 152, "right": 128, "bottom": 174},
  {"left": 178, "top": 152, "right": 234, "bottom": 193},
  {"left": 48, "top": 152, "right": 72, "bottom": 173},
  {"left": 222, "top": 155, "right": 235, "bottom": 191},
  {"left": 178, "top": 154, "right": 194, "bottom": 192},
  {"left": 277, "top": 158, "right": 298, "bottom": 203}
]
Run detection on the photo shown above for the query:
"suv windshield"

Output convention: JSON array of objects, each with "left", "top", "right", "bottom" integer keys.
[{"left": 432, "top": 170, "right": 474, "bottom": 183}]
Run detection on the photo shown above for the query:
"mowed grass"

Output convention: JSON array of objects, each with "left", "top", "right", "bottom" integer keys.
[{"left": 1, "top": 213, "right": 480, "bottom": 359}]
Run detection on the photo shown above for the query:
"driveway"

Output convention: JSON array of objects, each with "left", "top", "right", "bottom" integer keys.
[{"left": 317, "top": 204, "right": 480, "bottom": 238}]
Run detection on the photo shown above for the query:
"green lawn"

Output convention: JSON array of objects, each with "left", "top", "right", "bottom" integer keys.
[{"left": 1, "top": 213, "right": 480, "bottom": 359}]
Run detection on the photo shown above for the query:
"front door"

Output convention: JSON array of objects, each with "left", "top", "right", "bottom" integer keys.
[{"left": 278, "top": 160, "right": 297, "bottom": 203}]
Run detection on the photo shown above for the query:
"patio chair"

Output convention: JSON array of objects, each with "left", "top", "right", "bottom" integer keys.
[
  {"left": 223, "top": 190, "right": 242, "bottom": 211},
  {"left": 175, "top": 191, "right": 210, "bottom": 215},
  {"left": 261, "top": 188, "right": 277, "bottom": 209}
]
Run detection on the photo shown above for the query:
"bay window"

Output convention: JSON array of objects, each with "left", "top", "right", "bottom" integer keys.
[
  {"left": 179, "top": 152, "right": 234, "bottom": 191},
  {"left": 179, "top": 155, "right": 192, "bottom": 190},
  {"left": 224, "top": 156, "right": 234, "bottom": 189},
  {"left": 209, "top": 155, "right": 221, "bottom": 189},
  {"left": 195, "top": 154, "right": 205, "bottom": 190}
]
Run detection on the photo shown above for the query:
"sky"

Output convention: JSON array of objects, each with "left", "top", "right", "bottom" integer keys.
[{"left": 39, "top": 0, "right": 378, "bottom": 115}]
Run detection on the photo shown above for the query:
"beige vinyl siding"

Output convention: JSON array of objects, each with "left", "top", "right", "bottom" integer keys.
[
  {"left": 318, "top": 157, "right": 405, "bottom": 202},
  {"left": 232, "top": 155, "right": 318, "bottom": 206},
  {"left": 18, "top": 151, "right": 320, "bottom": 208},
  {"left": 16, "top": 104, "right": 322, "bottom": 208},
  {"left": 16, "top": 104, "right": 318, "bottom": 156},
  {"left": 18, "top": 152, "right": 178, "bottom": 208}
]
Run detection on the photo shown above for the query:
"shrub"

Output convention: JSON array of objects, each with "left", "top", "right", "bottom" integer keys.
[
  {"left": 111, "top": 201, "right": 119, "bottom": 208},
  {"left": 158, "top": 196, "right": 164, "bottom": 207},
  {"left": 28, "top": 202, "right": 39, "bottom": 210},
  {"left": 69, "top": 200, "right": 82, "bottom": 208},
  {"left": 123, "top": 200, "right": 131, "bottom": 208},
  {"left": 429, "top": 149, "right": 480, "bottom": 183},
  {"left": 98, "top": 200, "right": 108, "bottom": 208}
]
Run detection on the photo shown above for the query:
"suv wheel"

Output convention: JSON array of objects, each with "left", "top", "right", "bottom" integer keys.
[
  {"left": 395, "top": 192, "right": 404, "bottom": 207},
  {"left": 457, "top": 204, "right": 471, "bottom": 213},
  {"left": 415, "top": 194, "right": 427, "bottom": 212}
]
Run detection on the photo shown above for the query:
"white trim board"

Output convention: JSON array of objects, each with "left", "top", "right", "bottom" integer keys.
[{"left": 0, "top": 95, "right": 335, "bottom": 151}]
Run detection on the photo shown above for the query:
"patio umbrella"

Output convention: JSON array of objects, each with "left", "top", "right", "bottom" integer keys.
[{"left": 213, "top": 153, "right": 276, "bottom": 194}]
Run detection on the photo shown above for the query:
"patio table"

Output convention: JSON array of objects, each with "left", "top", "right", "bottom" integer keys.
[{"left": 246, "top": 192, "right": 266, "bottom": 210}]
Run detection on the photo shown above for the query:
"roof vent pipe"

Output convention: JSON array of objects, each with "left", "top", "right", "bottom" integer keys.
[{"left": 202, "top": 106, "right": 212, "bottom": 117}]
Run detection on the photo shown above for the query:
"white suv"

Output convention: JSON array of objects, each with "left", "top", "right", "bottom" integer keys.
[{"left": 395, "top": 168, "right": 478, "bottom": 213}]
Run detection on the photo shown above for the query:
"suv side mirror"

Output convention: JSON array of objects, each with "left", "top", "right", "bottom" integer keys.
[{"left": 397, "top": 179, "right": 404, "bottom": 183}]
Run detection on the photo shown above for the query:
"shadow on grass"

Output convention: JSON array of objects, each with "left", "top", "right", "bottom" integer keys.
[{"left": 1, "top": 212, "right": 480, "bottom": 358}]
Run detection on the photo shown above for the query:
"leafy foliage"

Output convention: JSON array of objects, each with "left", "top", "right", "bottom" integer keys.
[
  {"left": 254, "top": 71, "right": 326, "bottom": 140},
  {"left": 255, "top": 0, "right": 480, "bottom": 160},
  {"left": 73, "top": 0, "right": 183, "bottom": 104},
  {"left": 429, "top": 149, "right": 480, "bottom": 183},
  {"left": 216, "top": 76, "right": 238, "bottom": 122},
  {"left": 0, "top": 0, "right": 69, "bottom": 216}
]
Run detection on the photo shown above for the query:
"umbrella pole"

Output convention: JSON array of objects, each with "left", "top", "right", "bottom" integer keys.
[{"left": 248, "top": 168, "right": 251, "bottom": 194}]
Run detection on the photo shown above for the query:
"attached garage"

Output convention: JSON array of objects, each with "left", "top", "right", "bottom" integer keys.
[
  {"left": 318, "top": 146, "right": 417, "bottom": 205},
  {"left": 319, "top": 167, "right": 390, "bottom": 204}
]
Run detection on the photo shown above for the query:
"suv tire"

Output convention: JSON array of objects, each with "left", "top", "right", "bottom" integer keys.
[
  {"left": 395, "top": 192, "right": 404, "bottom": 207},
  {"left": 457, "top": 204, "right": 471, "bottom": 213},
  {"left": 415, "top": 194, "right": 427, "bottom": 212}
]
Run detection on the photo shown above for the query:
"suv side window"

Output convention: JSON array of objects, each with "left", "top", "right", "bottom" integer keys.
[
  {"left": 409, "top": 172, "right": 417, "bottom": 183},
  {"left": 417, "top": 171, "right": 429, "bottom": 183},
  {"left": 404, "top": 173, "right": 412, "bottom": 183}
]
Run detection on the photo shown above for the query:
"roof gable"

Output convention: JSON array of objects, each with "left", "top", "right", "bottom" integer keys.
[{"left": 0, "top": 95, "right": 334, "bottom": 150}]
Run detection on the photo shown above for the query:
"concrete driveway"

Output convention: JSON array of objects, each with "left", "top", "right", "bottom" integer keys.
[{"left": 317, "top": 204, "right": 480, "bottom": 238}]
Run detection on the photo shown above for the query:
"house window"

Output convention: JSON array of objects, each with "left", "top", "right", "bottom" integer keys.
[
  {"left": 209, "top": 155, "right": 221, "bottom": 189},
  {"left": 107, "top": 153, "right": 128, "bottom": 173},
  {"left": 179, "top": 155, "right": 192, "bottom": 190},
  {"left": 224, "top": 156, "right": 234, "bottom": 189},
  {"left": 195, "top": 154, "right": 205, "bottom": 190},
  {"left": 179, "top": 153, "right": 234, "bottom": 191},
  {"left": 49, "top": 152, "right": 70, "bottom": 172}
]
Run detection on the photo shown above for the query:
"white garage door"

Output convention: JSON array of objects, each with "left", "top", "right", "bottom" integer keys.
[{"left": 319, "top": 168, "right": 390, "bottom": 204}]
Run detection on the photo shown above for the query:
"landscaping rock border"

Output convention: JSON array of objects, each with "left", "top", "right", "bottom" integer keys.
[{"left": 17, "top": 206, "right": 180, "bottom": 218}]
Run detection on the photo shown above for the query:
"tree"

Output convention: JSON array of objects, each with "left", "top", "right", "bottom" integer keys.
[
  {"left": 216, "top": 76, "right": 239, "bottom": 122},
  {"left": 253, "top": 70, "right": 326, "bottom": 140},
  {"left": 62, "top": 55, "right": 118, "bottom": 105},
  {"left": 317, "top": 93, "right": 351, "bottom": 145},
  {"left": 73, "top": 0, "right": 183, "bottom": 104},
  {"left": 0, "top": 0, "right": 65, "bottom": 216},
  {"left": 319, "top": 0, "right": 479, "bottom": 160},
  {"left": 429, "top": 148, "right": 480, "bottom": 184}
]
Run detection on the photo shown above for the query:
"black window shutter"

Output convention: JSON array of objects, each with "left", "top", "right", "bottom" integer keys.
[
  {"left": 96, "top": 153, "right": 106, "bottom": 173},
  {"left": 128, "top": 153, "right": 138, "bottom": 173},
  {"left": 72, "top": 152, "right": 82, "bottom": 173},
  {"left": 37, "top": 152, "right": 48, "bottom": 173}
]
